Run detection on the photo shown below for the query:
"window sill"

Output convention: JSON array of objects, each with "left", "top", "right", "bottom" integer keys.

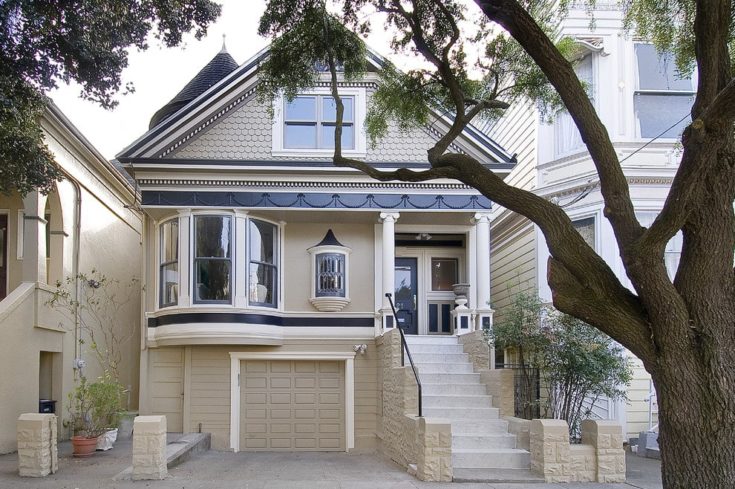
[{"left": 310, "top": 296, "right": 351, "bottom": 312}]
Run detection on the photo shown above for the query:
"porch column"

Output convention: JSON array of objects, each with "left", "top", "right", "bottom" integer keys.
[
  {"left": 473, "top": 212, "right": 494, "bottom": 331},
  {"left": 177, "top": 209, "right": 191, "bottom": 307},
  {"left": 21, "top": 191, "right": 48, "bottom": 283},
  {"left": 379, "top": 212, "right": 399, "bottom": 330}
]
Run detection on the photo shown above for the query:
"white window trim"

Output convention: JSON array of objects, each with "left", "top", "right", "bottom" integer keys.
[
  {"left": 191, "top": 212, "right": 235, "bottom": 306},
  {"left": 271, "top": 87, "right": 368, "bottom": 157},
  {"left": 246, "top": 216, "right": 282, "bottom": 310},
  {"left": 157, "top": 218, "right": 180, "bottom": 309},
  {"left": 228, "top": 351, "right": 356, "bottom": 452}
]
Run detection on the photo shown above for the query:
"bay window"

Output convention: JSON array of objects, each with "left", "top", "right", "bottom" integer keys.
[
  {"left": 159, "top": 219, "right": 179, "bottom": 307},
  {"left": 194, "top": 215, "right": 232, "bottom": 303},
  {"left": 249, "top": 219, "right": 278, "bottom": 307}
]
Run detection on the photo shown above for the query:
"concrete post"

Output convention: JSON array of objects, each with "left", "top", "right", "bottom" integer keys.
[
  {"left": 132, "top": 415, "right": 167, "bottom": 480},
  {"left": 416, "top": 417, "right": 452, "bottom": 482},
  {"left": 581, "top": 420, "right": 626, "bottom": 482},
  {"left": 17, "top": 413, "right": 57, "bottom": 477}
]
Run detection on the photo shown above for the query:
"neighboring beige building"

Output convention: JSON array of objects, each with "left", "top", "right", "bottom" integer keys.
[
  {"left": 117, "top": 45, "right": 517, "bottom": 456},
  {"left": 484, "top": 5, "right": 680, "bottom": 438},
  {"left": 0, "top": 102, "right": 143, "bottom": 453}
]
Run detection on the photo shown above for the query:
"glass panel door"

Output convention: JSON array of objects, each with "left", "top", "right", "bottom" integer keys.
[{"left": 394, "top": 258, "right": 418, "bottom": 335}]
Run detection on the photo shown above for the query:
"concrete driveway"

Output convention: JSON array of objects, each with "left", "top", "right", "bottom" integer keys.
[{"left": 0, "top": 440, "right": 662, "bottom": 489}]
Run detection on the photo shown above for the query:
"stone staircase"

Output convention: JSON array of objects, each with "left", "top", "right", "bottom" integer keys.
[{"left": 404, "top": 335, "right": 542, "bottom": 483}]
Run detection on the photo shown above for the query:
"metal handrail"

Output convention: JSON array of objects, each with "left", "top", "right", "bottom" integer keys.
[{"left": 385, "top": 293, "right": 422, "bottom": 417}]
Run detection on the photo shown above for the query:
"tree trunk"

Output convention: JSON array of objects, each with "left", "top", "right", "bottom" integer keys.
[{"left": 650, "top": 314, "right": 735, "bottom": 489}]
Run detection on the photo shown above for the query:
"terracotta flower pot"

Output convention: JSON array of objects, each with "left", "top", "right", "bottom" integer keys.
[{"left": 71, "top": 435, "right": 98, "bottom": 458}]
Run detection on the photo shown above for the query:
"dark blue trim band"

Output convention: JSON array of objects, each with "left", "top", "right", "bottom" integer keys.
[
  {"left": 142, "top": 191, "right": 492, "bottom": 210},
  {"left": 148, "top": 313, "right": 374, "bottom": 328}
]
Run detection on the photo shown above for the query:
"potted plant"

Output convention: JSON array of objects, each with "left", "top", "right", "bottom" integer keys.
[{"left": 67, "top": 375, "right": 124, "bottom": 457}]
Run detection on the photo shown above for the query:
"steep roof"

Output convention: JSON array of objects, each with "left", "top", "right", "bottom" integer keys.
[{"left": 149, "top": 46, "right": 239, "bottom": 129}]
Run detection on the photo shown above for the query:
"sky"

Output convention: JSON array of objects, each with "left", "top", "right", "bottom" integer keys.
[
  {"left": 50, "top": 1, "right": 270, "bottom": 160},
  {"left": 49, "top": 0, "right": 421, "bottom": 160}
]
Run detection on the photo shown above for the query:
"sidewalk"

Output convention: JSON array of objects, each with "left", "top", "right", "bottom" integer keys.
[{"left": 0, "top": 441, "right": 662, "bottom": 489}]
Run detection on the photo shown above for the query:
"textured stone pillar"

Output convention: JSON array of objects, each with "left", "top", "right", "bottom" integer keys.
[
  {"left": 416, "top": 417, "right": 452, "bottom": 482},
  {"left": 132, "top": 416, "right": 167, "bottom": 480},
  {"left": 379, "top": 212, "right": 399, "bottom": 330},
  {"left": 17, "top": 413, "right": 57, "bottom": 477},
  {"left": 530, "top": 419, "right": 572, "bottom": 482},
  {"left": 581, "top": 420, "right": 626, "bottom": 482}
]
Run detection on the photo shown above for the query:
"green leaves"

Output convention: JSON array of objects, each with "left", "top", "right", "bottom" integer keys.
[{"left": 0, "top": 0, "right": 221, "bottom": 195}]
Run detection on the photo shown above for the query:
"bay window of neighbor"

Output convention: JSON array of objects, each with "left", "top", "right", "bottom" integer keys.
[
  {"left": 193, "top": 215, "right": 232, "bottom": 303},
  {"left": 159, "top": 219, "right": 179, "bottom": 307},
  {"left": 284, "top": 95, "right": 354, "bottom": 149},
  {"left": 249, "top": 219, "right": 278, "bottom": 307},
  {"left": 634, "top": 43, "right": 695, "bottom": 138}
]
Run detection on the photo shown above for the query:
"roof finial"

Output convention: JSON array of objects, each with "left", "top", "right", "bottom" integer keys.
[{"left": 220, "top": 34, "right": 227, "bottom": 54}]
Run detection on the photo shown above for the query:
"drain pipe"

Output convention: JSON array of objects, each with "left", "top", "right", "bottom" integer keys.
[{"left": 68, "top": 175, "right": 83, "bottom": 377}]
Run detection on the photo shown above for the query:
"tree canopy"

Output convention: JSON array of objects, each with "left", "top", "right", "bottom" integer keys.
[
  {"left": 0, "top": 0, "right": 222, "bottom": 196},
  {"left": 258, "top": 1, "right": 735, "bottom": 487}
]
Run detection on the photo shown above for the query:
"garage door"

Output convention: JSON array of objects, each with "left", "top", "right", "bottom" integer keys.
[{"left": 240, "top": 360, "right": 344, "bottom": 451}]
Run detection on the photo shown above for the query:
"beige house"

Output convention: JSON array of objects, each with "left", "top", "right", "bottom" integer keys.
[
  {"left": 116, "top": 44, "right": 525, "bottom": 466},
  {"left": 0, "top": 102, "right": 143, "bottom": 453}
]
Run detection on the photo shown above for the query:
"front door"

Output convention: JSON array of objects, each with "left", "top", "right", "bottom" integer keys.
[
  {"left": 394, "top": 258, "right": 418, "bottom": 335},
  {"left": 0, "top": 214, "right": 7, "bottom": 300}
]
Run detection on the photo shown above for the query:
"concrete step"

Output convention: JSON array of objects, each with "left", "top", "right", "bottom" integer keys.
[
  {"left": 405, "top": 344, "right": 465, "bottom": 354},
  {"left": 417, "top": 362, "right": 474, "bottom": 373},
  {"left": 421, "top": 383, "right": 488, "bottom": 396},
  {"left": 423, "top": 407, "right": 499, "bottom": 419},
  {"left": 410, "top": 352, "right": 469, "bottom": 363},
  {"left": 453, "top": 468, "right": 544, "bottom": 483},
  {"left": 452, "top": 434, "right": 517, "bottom": 450},
  {"left": 452, "top": 448, "right": 531, "bottom": 469},
  {"left": 423, "top": 394, "right": 493, "bottom": 408},
  {"left": 418, "top": 372, "right": 481, "bottom": 384},
  {"left": 404, "top": 335, "right": 458, "bottom": 345},
  {"left": 450, "top": 419, "right": 509, "bottom": 435},
  {"left": 166, "top": 433, "right": 211, "bottom": 468}
]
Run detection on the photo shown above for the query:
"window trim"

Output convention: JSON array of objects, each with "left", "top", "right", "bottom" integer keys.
[
  {"left": 159, "top": 218, "right": 179, "bottom": 308},
  {"left": 192, "top": 214, "right": 234, "bottom": 305},
  {"left": 247, "top": 217, "right": 279, "bottom": 309},
  {"left": 272, "top": 87, "right": 367, "bottom": 157},
  {"left": 553, "top": 53, "right": 597, "bottom": 158}
]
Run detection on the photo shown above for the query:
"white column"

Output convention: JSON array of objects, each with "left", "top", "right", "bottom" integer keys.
[
  {"left": 379, "top": 212, "right": 399, "bottom": 329},
  {"left": 21, "top": 191, "right": 48, "bottom": 283},
  {"left": 177, "top": 209, "right": 192, "bottom": 307},
  {"left": 473, "top": 212, "right": 494, "bottom": 331},
  {"left": 234, "top": 210, "right": 249, "bottom": 308}
]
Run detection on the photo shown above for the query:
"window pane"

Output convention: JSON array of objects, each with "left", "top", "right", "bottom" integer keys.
[
  {"left": 636, "top": 44, "right": 693, "bottom": 91},
  {"left": 195, "top": 216, "right": 231, "bottom": 258},
  {"left": 316, "top": 253, "right": 345, "bottom": 297},
  {"left": 285, "top": 96, "right": 316, "bottom": 120},
  {"left": 161, "top": 263, "right": 178, "bottom": 306},
  {"left": 431, "top": 258, "right": 458, "bottom": 291},
  {"left": 322, "top": 96, "right": 353, "bottom": 122},
  {"left": 249, "top": 219, "right": 276, "bottom": 264},
  {"left": 321, "top": 124, "right": 354, "bottom": 149},
  {"left": 635, "top": 93, "right": 693, "bottom": 138},
  {"left": 161, "top": 220, "right": 178, "bottom": 262},
  {"left": 195, "top": 259, "right": 231, "bottom": 301},
  {"left": 285, "top": 124, "right": 317, "bottom": 148},
  {"left": 249, "top": 263, "right": 276, "bottom": 305},
  {"left": 572, "top": 217, "right": 595, "bottom": 249}
]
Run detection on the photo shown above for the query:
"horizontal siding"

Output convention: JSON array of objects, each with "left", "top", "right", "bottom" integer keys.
[
  {"left": 148, "top": 348, "right": 184, "bottom": 432},
  {"left": 484, "top": 99, "right": 537, "bottom": 192},
  {"left": 490, "top": 218, "right": 537, "bottom": 326},
  {"left": 177, "top": 339, "right": 378, "bottom": 451},
  {"left": 625, "top": 357, "right": 656, "bottom": 439}
]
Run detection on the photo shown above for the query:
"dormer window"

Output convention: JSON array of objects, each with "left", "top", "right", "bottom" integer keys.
[
  {"left": 272, "top": 87, "right": 367, "bottom": 157},
  {"left": 308, "top": 230, "right": 351, "bottom": 312},
  {"left": 285, "top": 96, "right": 354, "bottom": 149}
]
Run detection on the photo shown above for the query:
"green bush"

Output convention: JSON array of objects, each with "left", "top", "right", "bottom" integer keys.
[{"left": 67, "top": 375, "right": 124, "bottom": 438}]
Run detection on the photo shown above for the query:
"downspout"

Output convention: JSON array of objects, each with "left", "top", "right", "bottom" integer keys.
[{"left": 69, "top": 175, "right": 83, "bottom": 377}]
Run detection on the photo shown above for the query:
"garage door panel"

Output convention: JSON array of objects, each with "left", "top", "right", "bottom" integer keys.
[{"left": 240, "top": 360, "right": 344, "bottom": 451}]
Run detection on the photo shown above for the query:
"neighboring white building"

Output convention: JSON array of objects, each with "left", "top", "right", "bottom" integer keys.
[{"left": 486, "top": 4, "right": 689, "bottom": 439}]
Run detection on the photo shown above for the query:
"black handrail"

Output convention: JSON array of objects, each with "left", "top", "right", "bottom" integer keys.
[{"left": 385, "top": 293, "right": 422, "bottom": 417}]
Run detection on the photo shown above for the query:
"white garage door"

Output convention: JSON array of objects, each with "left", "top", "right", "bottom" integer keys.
[{"left": 239, "top": 360, "right": 344, "bottom": 451}]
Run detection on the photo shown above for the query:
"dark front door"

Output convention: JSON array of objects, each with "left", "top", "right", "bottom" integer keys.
[
  {"left": 394, "top": 258, "right": 418, "bottom": 335},
  {"left": 0, "top": 214, "right": 6, "bottom": 300}
]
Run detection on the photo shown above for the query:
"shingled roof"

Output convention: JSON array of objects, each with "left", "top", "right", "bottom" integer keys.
[{"left": 149, "top": 46, "right": 239, "bottom": 129}]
